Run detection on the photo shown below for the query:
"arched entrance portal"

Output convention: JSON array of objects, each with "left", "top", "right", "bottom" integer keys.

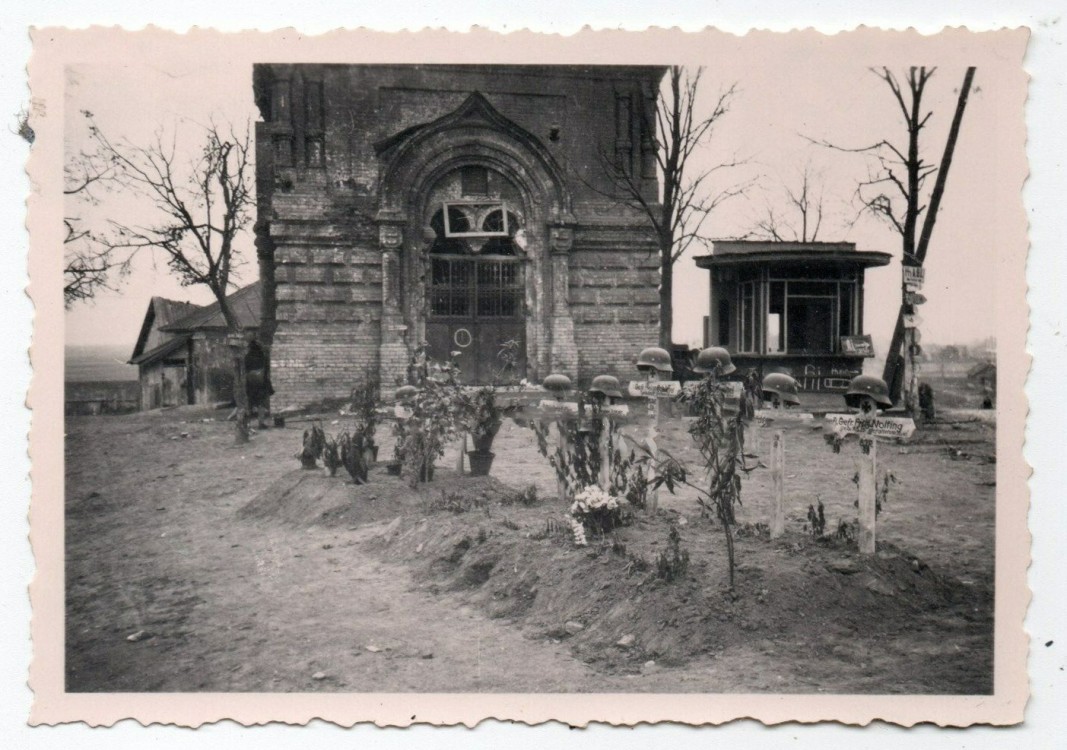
[
  {"left": 425, "top": 203, "right": 527, "bottom": 383},
  {"left": 374, "top": 92, "right": 579, "bottom": 389}
]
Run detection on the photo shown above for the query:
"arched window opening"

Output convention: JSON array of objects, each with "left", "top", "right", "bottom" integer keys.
[
  {"left": 429, "top": 206, "right": 471, "bottom": 255},
  {"left": 479, "top": 209, "right": 521, "bottom": 256}
]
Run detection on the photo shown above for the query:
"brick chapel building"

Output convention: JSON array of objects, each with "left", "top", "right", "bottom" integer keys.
[{"left": 253, "top": 64, "right": 666, "bottom": 406}]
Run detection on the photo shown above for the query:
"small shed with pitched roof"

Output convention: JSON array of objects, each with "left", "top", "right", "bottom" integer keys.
[{"left": 128, "top": 282, "right": 261, "bottom": 409}]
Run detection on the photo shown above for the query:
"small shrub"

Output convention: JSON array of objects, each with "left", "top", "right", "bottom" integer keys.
[
  {"left": 394, "top": 346, "right": 465, "bottom": 486},
  {"left": 835, "top": 519, "right": 858, "bottom": 543},
  {"left": 735, "top": 521, "right": 770, "bottom": 539},
  {"left": 655, "top": 525, "right": 690, "bottom": 582},
  {"left": 427, "top": 490, "right": 489, "bottom": 515},
  {"left": 322, "top": 436, "right": 341, "bottom": 477},
  {"left": 501, "top": 484, "right": 540, "bottom": 507},
  {"left": 852, "top": 469, "right": 896, "bottom": 516},
  {"left": 625, "top": 552, "right": 652, "bottom": 575},
  {"left": 347, "top": 381, "right": 380, "bottom": 452},
  {"left": 532, "top": 516, "right": 571, "bottom": 541},
  {"left": 805, "top": 499, "right": 827, "bottom": 537},
  {"left": 299, "top": 422, "right": 326, "bottom": 469}
]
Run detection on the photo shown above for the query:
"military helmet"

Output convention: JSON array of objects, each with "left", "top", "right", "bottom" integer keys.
[
  {"left": 588, "top": 374, "right": 623, "bottom": 399},
  {"left": 761, "top": 373, "right": 801, "bottom": 406},
  {"left": 844, "top": 374, "right": 893, "bottom": 410},
  {"left": 542, "top": 373, "right": 572, "bottom": 395},
  {"left": 636, "top": 346, "right": 673, "bottom": 373},
  {"left": 692, "top": 346, "right": 737, "bottom": 375}
]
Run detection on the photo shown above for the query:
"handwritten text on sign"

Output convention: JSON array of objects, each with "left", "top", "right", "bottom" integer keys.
[
  {"left": 824, "top": 414, "right": 917, "bottom": 440},
  {"left": 628, "top": 380, "right": 682, "bottom": 397}
]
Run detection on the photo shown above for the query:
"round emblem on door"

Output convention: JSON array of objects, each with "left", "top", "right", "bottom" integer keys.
[{"left": 453, "top": 328, "right": 473, "bottom": 348}]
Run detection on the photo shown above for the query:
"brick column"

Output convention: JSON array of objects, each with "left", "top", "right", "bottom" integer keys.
[
  {"left": 377, "top": 221, "right": 409, "bottom": 393},
  {"left": 549, "top": 225, "right": 579, "bottom": 377}
]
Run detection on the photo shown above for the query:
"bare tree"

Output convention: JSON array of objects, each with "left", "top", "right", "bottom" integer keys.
[
  {"left": 753, "top": 161, "right": 826, "bottom": 242},
  {"left": 603, "top": 66, "right": 748, "bottom": 348},
  {"left": 816, "top": 66, "right": 976, "bottom": 414},
  {"left": 82, "top": 113, "right": 257, "bottom": 442},
  {"left": 63, "top": 148, "right": 127, "bottom": 305}
]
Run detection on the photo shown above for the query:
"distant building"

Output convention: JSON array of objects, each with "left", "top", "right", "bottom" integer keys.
[
  {"left": 65, "top": 380, "right": 140, "bottom": 416},
  {"left": 253, "top": 64, "right": 667, "bottom": 406},
  {"left": 695, "top": 241, "right": 891, "bottom": 392},
  {"left": 128, "top": 283, "right": 261, "bottom": 409}
]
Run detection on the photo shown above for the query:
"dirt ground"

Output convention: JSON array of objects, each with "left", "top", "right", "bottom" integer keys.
[{"left": 64, "top": 402, "right": 995, "bottom": 694}]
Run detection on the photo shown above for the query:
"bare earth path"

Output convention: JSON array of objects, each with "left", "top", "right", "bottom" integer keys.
[{"left": 66, "top": 414, "right": 609, "bottom": 692}]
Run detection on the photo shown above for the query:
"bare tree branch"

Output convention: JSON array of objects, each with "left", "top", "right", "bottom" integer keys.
[
  {"left": 581, "top": 66, "right": 747, "bottom": 346},
  {"left": 74, "top": 112, "right": 257, "bottom": 439},
  {"left": 814, "top": 66, "right": 975, "bottom": 415}
]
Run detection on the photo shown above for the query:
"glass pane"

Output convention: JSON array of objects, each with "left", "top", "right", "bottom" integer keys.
[
  {"left": 767, "top": 313, "right": 782, "bottom": 352},
  {"left": 431, "top": 259, "right": 450, "bottom": 285},
  {"left": 452, "top": 260, "right": 471, "bottom": 285},
  {"left": 501, "top": 291, "right": 520, "bottom": 316},
  {"left": 477, "top": 262, "right": 500, "bottom": 286},
  {"left": 838, "top": 284, "right": 854, "bottom": 337},
  {"left": 430, "top": 291, "right": 450, "bottom": 316},
  {"left": 445, "top": 206, "right": 471, "bottom": 235},
  {"left": 788, "top": 281, "right": 836, "bottom": 297}
]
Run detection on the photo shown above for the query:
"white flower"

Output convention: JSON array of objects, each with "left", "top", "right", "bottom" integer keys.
[{"left": 570, "top": 518, "right": 588, "bottom": 547}]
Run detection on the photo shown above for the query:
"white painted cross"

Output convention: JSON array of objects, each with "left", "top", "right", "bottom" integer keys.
[{"left": 824, "top": 413, "right": 914, "bottom": 556}]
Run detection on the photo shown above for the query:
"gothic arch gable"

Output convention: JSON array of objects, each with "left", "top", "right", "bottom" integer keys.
[{"left": 376, "top": 92, "right": 573, "bottom": 222}]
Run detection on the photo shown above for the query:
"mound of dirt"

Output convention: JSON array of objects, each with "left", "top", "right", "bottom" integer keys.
[
  {"left": 236, "top": 466, "right": 526, "bottom": 529},
  {"left": 375, "top": 505, "right": 991, "bottom": 681}
]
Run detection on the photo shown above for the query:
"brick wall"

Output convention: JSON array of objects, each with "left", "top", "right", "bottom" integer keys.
[
  {"left": 569, "top": 225, "right": 660, "bottom": 384},
  {"left": 255, "top": 64, "right": 666, "bottom": 407}
]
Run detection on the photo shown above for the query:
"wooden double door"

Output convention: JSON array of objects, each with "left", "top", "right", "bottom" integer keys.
[{"left": 426, "top": 254, "right": 526, "bottom": 383}]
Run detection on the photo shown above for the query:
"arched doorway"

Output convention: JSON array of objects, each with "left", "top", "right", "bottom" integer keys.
[
  {"left": 424, "top": 203, "right": 527, "bottom": 383},
  {"left": 375, "top": 92, "right": 578, "bottom": 386}
]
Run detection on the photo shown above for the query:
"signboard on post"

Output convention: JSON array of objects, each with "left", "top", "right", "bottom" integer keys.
[
  {"left": 839, "top": 335, "right": 875, "bottom": 357},
  {"left": 903, "top": 266, "right": 925, "bottom": 289},
  {"left": 516, "top": 400, "right": 633, "bottom": 424},
  {"left": 754, "top": 409, "right": 815, "bottom": 424},
  {"left": 905, "top": 292, "right": 928, "bottom": 306},
  {"left": 824, "top": 414, "right": 917, "bottom": 440},
  {"left": 903, "top": 313, "right": 924, "bottom": 329},
  {"left": 628, "top": 380, "right": 682, "bottom": 398}
]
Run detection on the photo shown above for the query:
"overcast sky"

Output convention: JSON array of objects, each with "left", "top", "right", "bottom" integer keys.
[{"left": 63, "top": 32, "right": 1021, "bottom": 358}]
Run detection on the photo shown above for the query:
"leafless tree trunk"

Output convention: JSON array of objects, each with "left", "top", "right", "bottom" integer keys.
[
  {"left": 816, "top": 67, "right": 976, "bottom": 414},
  {"left": 81, "top": 114, "right": 256, "bottom": 443},
  {"left": 602, "top": 66, "right": 748, "bottom": 348}
]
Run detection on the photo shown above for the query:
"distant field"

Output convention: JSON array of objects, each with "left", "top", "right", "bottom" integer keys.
[{"left": 65, "top": 345, "right": 138, "bottom": 383}]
